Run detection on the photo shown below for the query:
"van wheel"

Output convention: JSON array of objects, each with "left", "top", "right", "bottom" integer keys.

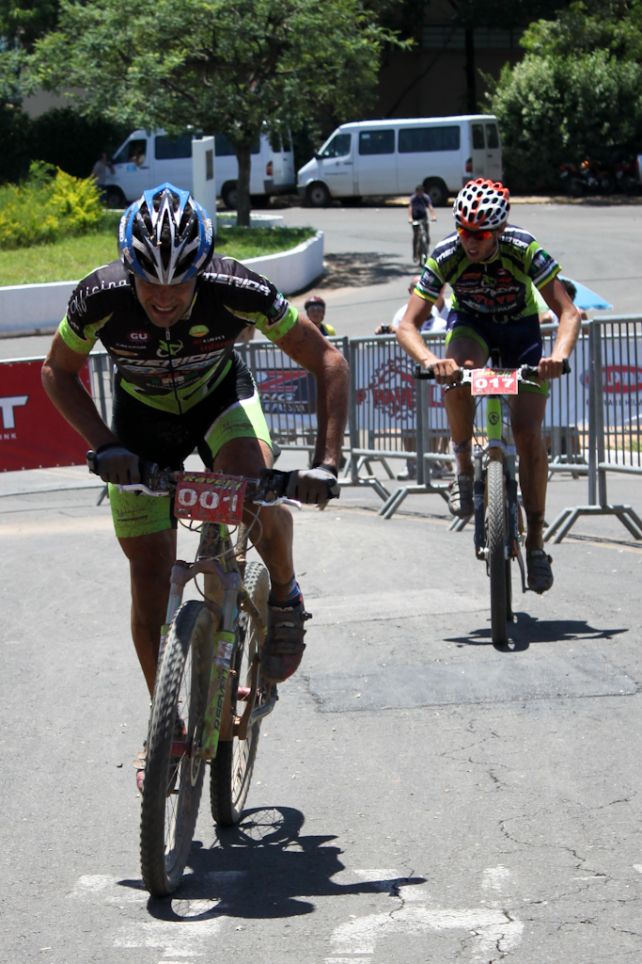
[
  {"left": 222, "top": 182, "right": 238, "bottom": 210},
  {"left": 305, "top": 182, "right": 330, "bottom": 207},
  {"left": 104, "top": 187, "right": 126, "bottom": 209},
  {"left": 423, "top": 178, "right": 448, "bottom": 207}
]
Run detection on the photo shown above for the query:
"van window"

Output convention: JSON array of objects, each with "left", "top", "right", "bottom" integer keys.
[
  {"left": 155, "top": 134, "right": 193, "bottom": 160},
  {"left": 319, "top": 133, "right": 351, "bottom": 159},
  {"left": 485, "top": 124, "right": 500, "bottom": 149},
  {"left": 398, "top": 125, "right": 460, "bottom": 153},
  {"left": 113, "top": 138, "right": 146, "bottom": 165},
  {"left": 359, "top": 129, "right": 394, "bottom": 155},
  {"left": 472, "top": 124, "right": 485, "bottom": 150},
  {"left": 215, "top": 133, "right": 261, "bottom": 156}
]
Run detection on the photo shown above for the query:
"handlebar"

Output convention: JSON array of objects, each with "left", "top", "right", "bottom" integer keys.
[
  {"left": 414, "top": 359, "right": 571, "bottom": 382},
  {"left": 86, "top": 455, "right": 339, "bottom": 505}
]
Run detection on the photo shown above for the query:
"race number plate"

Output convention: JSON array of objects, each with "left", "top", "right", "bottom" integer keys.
[
  {"left": 174, "top": 472, "right": 247, "bottom": 524},
  {"left": 471, "top": 368, "right": 518, "bottom": 396}
]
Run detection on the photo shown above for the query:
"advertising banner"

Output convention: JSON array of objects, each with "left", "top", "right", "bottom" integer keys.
[{"left": 0, "top": 359, "right": 91, "bottom": 471}]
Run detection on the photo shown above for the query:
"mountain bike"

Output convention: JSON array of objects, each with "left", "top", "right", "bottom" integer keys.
[
  {"left": 89, "top": 460, "right": 336, "bottom": 896},
  {"left": 411, "top": 218, "right": 430, "bottom": 264},
  {"left": 416, "top": 359, "right": 569, "bottom": 645}
]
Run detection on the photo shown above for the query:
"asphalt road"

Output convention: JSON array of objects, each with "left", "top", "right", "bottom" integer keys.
[{"left": 2, "top": 204, "right": 642, "bottom": 962}]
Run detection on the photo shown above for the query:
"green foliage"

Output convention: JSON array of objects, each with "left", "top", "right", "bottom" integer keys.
[
  {"left": 29, "top": 0, "right": 407, "bottom": 224},
  {"left": 0, "top": 163, "right": 104, "bottom": 249},
  {"left": 488, "top": 2, "right": 642, "bottom": 191},
  {"left": 0, "top": 106, "right": 34, "bottom": 183},
  {"left": 0, "top": 106, "right": 128, "bottom": 185}
]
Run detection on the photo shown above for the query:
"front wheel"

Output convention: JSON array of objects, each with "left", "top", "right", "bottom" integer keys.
[
  {"left": 139, "top": 600, "right": 213, "bottom": 897},
  {"left": 210, "top": 561, "right": 270, "bottom": 825},
  {"left": 305, "top": 182, "right": 331, "bottom": 207},
  {"left": 418, "top": 225, "right": 429, "bottom": 263},
  {"left": 486, "top": 459, "right": 510, "bottom": 645}
]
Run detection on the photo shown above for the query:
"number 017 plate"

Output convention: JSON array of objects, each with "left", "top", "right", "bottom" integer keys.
[
  {"left": 174, "top": 472, "right": 247, "bottom": 524},
  {"left": 471, "top": 368, "right": 518, "bottom": 396}
]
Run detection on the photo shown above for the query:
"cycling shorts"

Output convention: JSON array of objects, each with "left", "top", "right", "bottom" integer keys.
[
  {"left": 445, "top": 310, "right": 548, "bottom": 396},
  {"left": 108, "top": 352, "right": 273, "bottom": 539}
]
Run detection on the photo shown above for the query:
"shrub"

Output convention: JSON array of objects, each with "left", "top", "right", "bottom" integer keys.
[{"left": 0, "top": 162, "right": 104, "bottom": 249}]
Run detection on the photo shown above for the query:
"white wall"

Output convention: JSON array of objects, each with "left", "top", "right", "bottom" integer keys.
[{"left": 0, "top": 231, "right": 324, "bottom": 337}]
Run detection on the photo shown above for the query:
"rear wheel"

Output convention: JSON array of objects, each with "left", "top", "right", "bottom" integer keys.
[
  {"left": 210, "top": 561, "right": 270, "bottom": 825},
  {"left": 423, "top": 178, "right": 448, "bottom": 207},
  {"left": 486, "top": 459, "right": 510, "bottom": 645},
  {"left": 221, "top": 181, "right": 239, "bottom": 210},
  {"left": 139, "top": 600, "right": 213, "bottom": 897}
]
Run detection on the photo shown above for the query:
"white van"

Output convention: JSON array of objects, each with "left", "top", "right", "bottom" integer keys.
[
  {"left": 102, "top": 128, "right": 295, "bottom": 209},
  {"left": 297, "top": 115, "right": 502, "bottom": 207}
]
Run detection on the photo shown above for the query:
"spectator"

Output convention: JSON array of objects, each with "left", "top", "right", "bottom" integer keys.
[
  {"left": 539, "top": 278, "right": 589, "bottom": 324},
  {"left": 304, "top": 295, "right": 336, "bottom": 336},
  {"left": 91, "top": 152, "right": 114, "bottom": 200},
  {"left": 374, "top": 278, "right": 450, "bottom": 335}
]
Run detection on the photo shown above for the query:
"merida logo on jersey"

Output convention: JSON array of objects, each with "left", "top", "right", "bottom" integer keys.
[{"left": 157, "top": 340, "right": 184, "bottom": 357}]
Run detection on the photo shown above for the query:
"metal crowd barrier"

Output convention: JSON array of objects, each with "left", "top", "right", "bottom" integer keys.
[
  {"left": 84, "top": 318, "right": 642, "bottom": 542},
  {"left": 545, "top": 316, "right": 642, "bottom": 542}
]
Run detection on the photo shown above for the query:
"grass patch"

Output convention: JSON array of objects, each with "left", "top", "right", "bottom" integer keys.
[{"left": 0, "top": 219, "right": 316, "bottom": 286}]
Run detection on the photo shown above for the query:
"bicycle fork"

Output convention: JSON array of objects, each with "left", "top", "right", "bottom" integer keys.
[{"left": 159, "top": 551, "right": 242, "bottom": 763}]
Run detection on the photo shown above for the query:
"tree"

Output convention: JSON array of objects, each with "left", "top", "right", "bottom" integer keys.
[
  {"left": 0, "top": 0, "right": 59, "bottom": 105},
  {"left": 486, "top": 0, "right": 642, "bottom": 191},
  {"left": 30, "top": 0, "right": 406, "bottom": 224}
]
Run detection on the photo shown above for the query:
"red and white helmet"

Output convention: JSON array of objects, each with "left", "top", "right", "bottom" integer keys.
[{"left": 454, "top": 178, "right": 510, "bottom": 231}]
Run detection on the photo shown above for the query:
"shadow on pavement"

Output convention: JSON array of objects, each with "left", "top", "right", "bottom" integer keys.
[
  {"left": 315, "top": 252, "right": 411, "bottom": 290},
  {"left": 446, "top": 614, "right": 628, "bottom": 652},
  {"left": 127, "top": 806, "right": 425, "bottom": 918}
]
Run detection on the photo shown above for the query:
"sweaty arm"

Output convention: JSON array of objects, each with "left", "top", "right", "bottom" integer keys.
[
  {"left": 538, "top": 277, "right": 582, "bottom": 378},
  {"left": 277, "top": 314, "right": 349, "bottom": 472},
  {"left": 41, "top": 332, "right": 118, "bottom": 450}
]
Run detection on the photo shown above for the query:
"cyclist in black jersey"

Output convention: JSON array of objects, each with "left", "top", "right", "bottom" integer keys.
[
  {"left": 396, "top": 179, "right": 581, "bottom": 594},
  {"left": 42, "top": 183, "right": 349, "bottom": 700}
]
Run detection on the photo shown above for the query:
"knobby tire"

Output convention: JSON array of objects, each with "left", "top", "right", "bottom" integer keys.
[
  {"left": 419, "top": 225, "right": 429, "bottom": 263},
  {"left": 140, "top": 600, "right": 213, "bottom": 897},
  {"left": 210, "top": 561, "right": 270, "bottom": 826},
  {"left": 486, "top": 458, "right": 510, "bottom": 645}
]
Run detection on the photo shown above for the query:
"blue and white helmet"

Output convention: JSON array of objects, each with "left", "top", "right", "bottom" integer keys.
[{"left": 119, "top": 182, "right": 214, "bottom": 284}]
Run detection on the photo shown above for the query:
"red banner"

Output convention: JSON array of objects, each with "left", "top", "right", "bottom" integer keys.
[{"left": 0, "top": 359, "right": 91, "bottom": 471}]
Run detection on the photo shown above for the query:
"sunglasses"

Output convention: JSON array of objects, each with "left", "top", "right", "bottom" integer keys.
[{"left": 456, "top": 226, "right": 496, "bottom": 241}]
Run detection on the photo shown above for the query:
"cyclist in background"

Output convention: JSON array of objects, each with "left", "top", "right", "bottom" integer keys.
[
  {"left": 408, "top": 184, "right": 437, "bottom": 263},
  {"left": 396, "top": 178, "right": 581, "bottom": 593},
  {"left": 42, "top": 183, "right": 349, "bottom": 702}
]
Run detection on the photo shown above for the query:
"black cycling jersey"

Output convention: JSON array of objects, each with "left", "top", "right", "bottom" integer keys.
[{"left": 58, "top": 256, "right": 298, "bottom": 414}]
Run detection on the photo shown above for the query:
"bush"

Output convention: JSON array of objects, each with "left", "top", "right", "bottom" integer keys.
[
  {"left": 0, "top": 106, "right": 34, "bottom": 184},
  {"left": 29, "top": 108, "right": 129, "bottom": 180},
  {"left": 490, "top": 50, "right": 642, "bottom": 193},
  {"left": 0, "top": 106, "right": 129, "bottom": 185},
  {"left": 0, "top": 162, "right": 105, "bottom": 249}
]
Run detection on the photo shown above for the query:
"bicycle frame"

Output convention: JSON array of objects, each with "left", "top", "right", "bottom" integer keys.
[
  {"left": 471, "top": 378, "right": 526, "bottom": 594},
  {"left": 159, "top": 515, "right": 274, "bottom": 765}
]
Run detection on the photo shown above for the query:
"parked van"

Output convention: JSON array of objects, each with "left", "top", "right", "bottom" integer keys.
[
  {"left": 102, "top": 128, "right": 295, "bottom": 209},
  {"left": 297, "top": 115, "right": 502, "bottom": 207}
]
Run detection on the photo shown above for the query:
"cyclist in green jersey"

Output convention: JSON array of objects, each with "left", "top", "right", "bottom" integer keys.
[
  {"left": 396, "top": 179, "right": 581, "bottom": 593},
  {"left": 42, "top": 183, "right": 348, "bottom": 697}
]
